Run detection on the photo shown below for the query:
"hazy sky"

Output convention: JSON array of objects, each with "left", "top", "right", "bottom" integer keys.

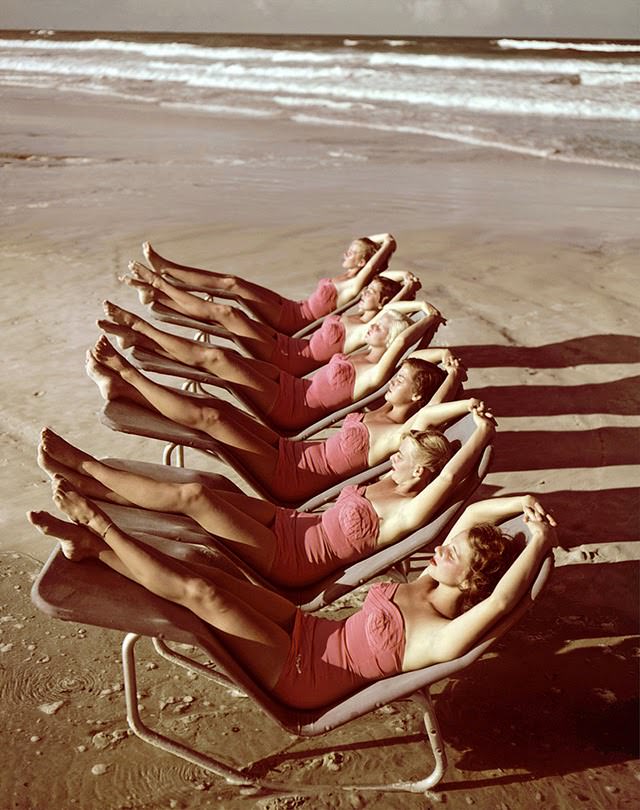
[{"left": 1, "top": 0, "right": 638, "bottom": 38}]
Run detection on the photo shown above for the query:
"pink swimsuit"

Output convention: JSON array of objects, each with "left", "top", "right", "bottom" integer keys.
[
  {"left": 267, "top": 354, "right": 356, "bottom": 431},
  {"left": 275, "top": 278, "right": 338, "bottom": 336},
  {"left": 273, "top": 582, "right": 405, "bottom": 709},
  {"left": 271, "top": 413, "right": 370, "bottom": 500},
  {"left": 268, "top": 484, "right": 379, "bottom": 586},
  {"left": 271, "top": 315, "right": 346, "bottom": 376}
]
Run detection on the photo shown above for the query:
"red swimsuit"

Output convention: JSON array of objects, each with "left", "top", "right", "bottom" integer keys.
[
  {"left": 270, "top": 315, "right": 346, "bottom": 376},
  {"left": 267, "top": 353, "right": 356, "bottom": 431},
  {"left": 271, "top": 412, "right": 370, "bottom": 501},
  {"left": 275, "top": 278, "right": 338, "bottom": 335},
  {"left": 267, "top": 484, "right": 379, "bottom": 586},
  {"left": 273, "top": 582, "right": 405, "bottom": 709}
]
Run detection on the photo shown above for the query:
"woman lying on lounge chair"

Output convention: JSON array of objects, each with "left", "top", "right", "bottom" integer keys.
[
  {"left": 138, "top": 233, "right": 399, "bottom": 335},
  {"left": 31, "top": 486, "right": 557, "bottom": 710},
  {"left": 89, "top": 330, "right": 465, "bottom": 501},
  {"left": 35, "top": 403, "right": 493, "bottom": 587},
  {"left": 113, "top": 268, "right": 420, "bottom": 376},
  {"left": 89, "top": 301, "right": 443, "bottom": 432}
]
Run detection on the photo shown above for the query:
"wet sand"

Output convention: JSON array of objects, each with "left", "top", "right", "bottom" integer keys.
[{"left": 1, "top": 85, "right": 638, "bottom": 808}]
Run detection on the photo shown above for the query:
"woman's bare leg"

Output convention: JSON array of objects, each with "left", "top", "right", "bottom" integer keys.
[
  {"left": 100, "top": 300, "right": 279, "bottom": 371},
  {"left": 142, "top": 242, "right": 286, "bottom": 311},
  {"left": 92, "top": 335, "right": 280, "bottom": 418},
  {"left": 85, "top": 348, "right": 149, "bottom": 408},
  {"left": 87, "top": 338, "right": 281, "bottom": 480},
  {"left": 48, "top": 479, "right": 294, "bottom": 688},
  {"left": 127, "top": 261, "right": 280, "bottom": 350},
  {"left": 39, "top": 429, "right": 279, "bottom": 572}
]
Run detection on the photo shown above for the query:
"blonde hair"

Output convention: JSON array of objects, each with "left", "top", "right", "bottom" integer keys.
[
  {"left": 381, "top": 310, "right": 412, "bottom": 347},
  {"left": 402, "top": 429, "right": 452, "bottom": 476},
  {"left": 352, "top": 237, "right": 378, "bottom": 264}
]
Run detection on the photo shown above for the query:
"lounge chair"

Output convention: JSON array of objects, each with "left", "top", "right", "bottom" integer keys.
[
  {"left": 30, "top": 513, "right": 552, "bottom": 796},
  {"left": 99, "top": 401, "right": 474, "bottom": 510}
]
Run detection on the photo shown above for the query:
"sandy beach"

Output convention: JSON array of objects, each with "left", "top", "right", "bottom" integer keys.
[{"left": 1, "top": 84, "right": 639, "bottom": 808}]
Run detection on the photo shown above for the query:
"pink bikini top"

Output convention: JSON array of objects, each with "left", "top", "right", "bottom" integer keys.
[
  {"left": 322, "top": 412, "right": 370, "bottom": 474},
  {"left": 301, "top": 278, "right": 338, "bottom": 321},
  {"left": 315, "top": 484, "right": 379, "bottom": 563},
  {"left": 274, "top": 315, "right": 346, "bottom": 376},
  {"left": 307, "top": 315, "right": 346, "bottom": 358},
  {"left": 340, "top": 581, "right": 405, "bottom": 680},
  {"left": 306, "top": 353, "right": 356, "bottom": 411},
  {"left": 276, "top": 278, "right": 338, "bottom": 335}
]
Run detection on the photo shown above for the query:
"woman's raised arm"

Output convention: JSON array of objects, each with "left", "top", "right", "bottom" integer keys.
[
  {"left": 389, "top": 405, "right": 495, "bottom": 539},
  {"left": 426, "top": 510, "right": 558, "bottom": 664},
  {"left": 333, "top": 233, "right": 397, "bottom": 303},
  {"left": 441, "top": 495, "right": 555, "bottom": 544}
]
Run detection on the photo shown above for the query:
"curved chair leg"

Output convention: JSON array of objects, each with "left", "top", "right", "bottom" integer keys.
[
  {"left": 121, "top": 633, "right": 257, "bottom": 788},
  {"left": 122, "top": 635, "right": 447, "bottom": 796}
]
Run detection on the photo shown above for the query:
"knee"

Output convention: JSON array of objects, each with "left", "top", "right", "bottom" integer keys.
[
  {"left": 202, "top": 345, "right": 226, "bottom": 369},
  {"left": 178, "top": 481, "right": 208, "bottom": 512},
  {"left": 216, "top": 303, "right": 236, "bottom": 321},
  {"left": 181, "top": 575, "right": 219, "bottom": 613}
]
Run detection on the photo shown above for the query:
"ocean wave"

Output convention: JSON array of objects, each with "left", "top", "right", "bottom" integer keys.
[
  {"left": 3, "top": 37, "right": 638, "bottom": 81},
  {"left": 0, "top": 37, "right": 351, "bottom": 65},
  {"left": 368, "top": 50, "right": 640, "bottom": 77},
  {"left": 497, "top": 38, "right": 640, "bottom": 53},
  {"left": 1, "top": 54, "right": 635, "bottom": 122},
  {"left": 291, "top": 113, "right": 640, "bottom": 170}
]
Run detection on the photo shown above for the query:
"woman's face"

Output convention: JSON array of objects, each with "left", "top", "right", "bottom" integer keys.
[
  {"left": 428, "top": 532, "right": 474, "bottom": 587},
  {"left": 390, "top": 436, "right": 419, "bottom": 485},
  {"left": 359, "top": 281, "right": 383, "bottom": 312},
  {"left": 365, "top": 315, "right": 391, "bottom": 347},
  {"left": 342, "top": 241, "right": 365, "bottom": 271},
  {"left": 385, "top": 364, "right": 418, "bottom": 406}
]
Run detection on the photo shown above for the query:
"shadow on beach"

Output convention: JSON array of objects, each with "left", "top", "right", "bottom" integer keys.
[{"left": 455, "top": 333, "right": 640, "bottom": 369}]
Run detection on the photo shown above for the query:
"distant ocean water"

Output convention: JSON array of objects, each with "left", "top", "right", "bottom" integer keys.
[{"left": 1, "top": 30, "right": 639, "bottom": 170}]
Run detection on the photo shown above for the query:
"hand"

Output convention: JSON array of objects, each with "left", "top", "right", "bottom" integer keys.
[
  {"left": 402, "top": 271, "right": 421, "bottom": 294},
  {"left": 467, "top": 397, "right": 483, "bottom": 412},
  {"left": 443, "top": 355, "right": 468, "bottom": 383},
  {"left": 471, "top": 402, "right": 496, "bottom": 432},
  {"left": 522, "top": 496, "right": 557, "bottom": 527},
  {"left": 524, "top": 507, "right": 559, "bottom": 549},
  {"left": 423, "top": 301, "right": 446, "bottom": 324}
]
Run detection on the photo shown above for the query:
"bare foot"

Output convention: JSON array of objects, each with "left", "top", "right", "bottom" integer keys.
[
  {"left": 85, "top": 348, "right": 125, "bottom": 401},
  {"left": 91, "top": 335, "right": 131, "bottom": 374},
  {"left": 37, "top": 446, "right": 72, "bottom": 482},
  {"left": 39, "top": 426, "right": 90, "bottom": 470},
  {"left": 98, "top": 319, "right": 138, "bottom": 350},
  {"left": 128, "top": 260, "right": 158, "bottom": 286},
  {"left": 119, "top": 275, "right": 156, "bottom": 305},
  {"left": 103, "top": 300, "right": 141, "bottom": 329},
  {"left": 142, "top": 241, "right": 171, "bottom": 273},
  {"left": 51, "top": 474, "right": 111, "bottom": 531},
  {"left": 28, "top": 510, "right": 105, "bottom": 560}
]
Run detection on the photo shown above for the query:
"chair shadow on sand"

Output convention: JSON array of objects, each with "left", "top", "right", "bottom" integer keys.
[
  {"left": 472, "top": 485, "right": 639, "bottom": 549},
  {"left": 244, "top": 560, "right": 638, "bottom": 790},
  {"left": 454, "top": 333, "right": 640, "bottom": 369},
  {"left": 466, "top": 375, "right": 639, "bottom": 417}
]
